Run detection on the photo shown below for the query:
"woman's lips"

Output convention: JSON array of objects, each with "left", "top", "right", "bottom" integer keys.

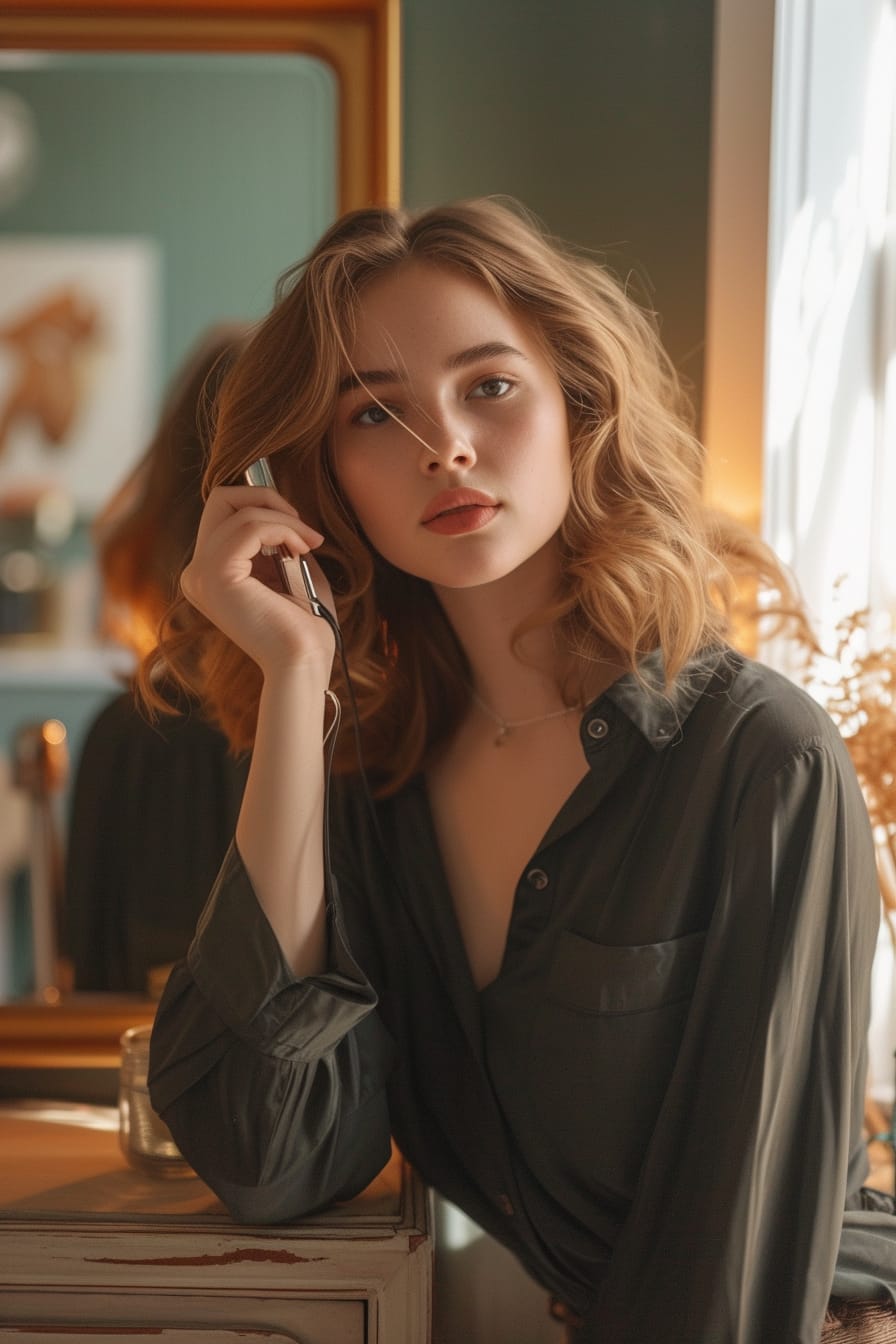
[
  {"left": 420, "top": 489, "right": 500, "bottom": 534},
  {"left": 422, "top": 504, "right": 501, "bottom": 535}
]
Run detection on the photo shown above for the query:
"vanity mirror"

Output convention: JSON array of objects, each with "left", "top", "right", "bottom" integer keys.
[
  {"left": 0, "top": 0, "right": 400, "bottom": 211},
  {"left": 0, "top": 0, "right": 400, "bottom": 1078}
]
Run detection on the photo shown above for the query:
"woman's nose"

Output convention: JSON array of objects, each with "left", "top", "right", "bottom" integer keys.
[{"left": 418, "top": 417, "right": 477, "bottom": 474}]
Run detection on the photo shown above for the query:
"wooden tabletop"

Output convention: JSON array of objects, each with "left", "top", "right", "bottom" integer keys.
[
  {"left": 0, "top": 1100, "right": 403, "bottom": 1226},
  {"left": 0, "top": 1103, "right": 432, "bottom": 1343}
]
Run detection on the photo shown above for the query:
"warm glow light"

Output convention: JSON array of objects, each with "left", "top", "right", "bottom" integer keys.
[
  {"left": 105, "top": 606, "right": 161, "bottom": 660},
  {"left": 41, "top": 719, "right": 67, "bottom": 747},
  {"left": 0, "top": 1101, "right": 119, "bottom": 1132}
]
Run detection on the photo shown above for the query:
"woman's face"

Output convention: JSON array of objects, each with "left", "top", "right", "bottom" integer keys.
[{"left": 328, "top": 260, "right": 572, "bottom": 591}]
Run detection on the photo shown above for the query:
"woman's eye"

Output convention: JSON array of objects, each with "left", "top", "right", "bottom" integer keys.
[
  {"left": 353, "top": 403, "right": 394, "bottom": 426},
  {"left": 471, "top": 376, "right": 513, "bottom": 400}
]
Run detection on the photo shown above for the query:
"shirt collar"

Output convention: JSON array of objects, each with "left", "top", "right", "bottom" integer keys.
[{"left": 587, "top": 645, "right": 737, "bottom": 752}]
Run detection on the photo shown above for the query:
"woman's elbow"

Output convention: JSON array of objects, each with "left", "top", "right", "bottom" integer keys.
[{"left": 161, "top": 1084, "right": 393, "bottom": 1225}]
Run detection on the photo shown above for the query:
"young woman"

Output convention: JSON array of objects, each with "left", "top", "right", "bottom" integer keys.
[{"left": 145, "top": 199, "right": 896, "bottom": 1342}]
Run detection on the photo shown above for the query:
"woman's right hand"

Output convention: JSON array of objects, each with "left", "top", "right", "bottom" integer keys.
[{"left": 180, "top": 485, "right": 337, "bottom": 677}]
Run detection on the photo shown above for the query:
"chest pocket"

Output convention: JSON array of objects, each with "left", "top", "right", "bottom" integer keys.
[
  {"left": 546, "top": 927, "right": 705, "bottom": 1014},
  {"left": 531, "top": 928, "right": 706, "bottom": 1202}
]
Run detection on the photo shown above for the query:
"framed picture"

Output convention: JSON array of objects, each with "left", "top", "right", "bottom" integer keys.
[{"left": 0, "top": 237, "right": 158, "bottom": 516}]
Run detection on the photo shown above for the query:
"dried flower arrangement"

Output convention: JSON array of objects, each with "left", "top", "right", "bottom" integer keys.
[
  {"left": 795, "top": 607, "right": 896, "bottom": 928},
  {"left": 788, "top": 606, "right": 896, "bottom": 1171}
]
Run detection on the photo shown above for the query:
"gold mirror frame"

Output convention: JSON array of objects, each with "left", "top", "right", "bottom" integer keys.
[
  {"left": 0, "top": 0, "right": 400, "bottom": 1072},
  {"left": 0, "top": 0, "right": 401, "bottom": 210}
]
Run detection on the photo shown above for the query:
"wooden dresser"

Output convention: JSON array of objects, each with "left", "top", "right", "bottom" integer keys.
[{"left": 0, "top": 1101, "right": 432, "bottom": 1342}]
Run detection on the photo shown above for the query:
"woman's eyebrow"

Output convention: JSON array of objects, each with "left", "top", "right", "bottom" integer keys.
[
  {"left": 336, "top": 341, "right": 529, "bottom": 397},
  {"left": 337, "top": 366, "right": 401, "bottom": 396},
  {"left": 446, "top": 341, "right": 530, "bottom": 370}
]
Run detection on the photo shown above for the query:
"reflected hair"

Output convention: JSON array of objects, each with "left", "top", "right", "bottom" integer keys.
[
  {"left": 138, "top": 198, "right": 803, "bottom": 792},
  {"left": 97, "top": 323, "right": 249, "bottom": 661}
]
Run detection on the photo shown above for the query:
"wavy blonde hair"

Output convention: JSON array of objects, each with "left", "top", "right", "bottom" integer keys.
[{"left": 140, "top": 198, "right": 799, "bottom": 793}]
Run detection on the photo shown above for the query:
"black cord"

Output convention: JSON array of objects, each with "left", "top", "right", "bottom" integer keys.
[{"left": 320, "top": 688, "right": 341, "bottom": 897}]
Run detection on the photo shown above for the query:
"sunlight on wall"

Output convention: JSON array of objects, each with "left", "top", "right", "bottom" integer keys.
[
  {"left": 863, "top": 5, "right": 896, "bottom": 250},
  {"left": 764, "top": 0, "right": 895, "bottom": 643},
  {"left": 436, "top": 1197, "right": 487, "bottom": 1252}
]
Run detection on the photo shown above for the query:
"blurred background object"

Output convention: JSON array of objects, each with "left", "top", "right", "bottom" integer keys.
[
  {"left": 10, "top": 716, "right": 68, "bottom": 1001},
  {"left": 64, "top": 325, "right": 251, "bottom": 994}
]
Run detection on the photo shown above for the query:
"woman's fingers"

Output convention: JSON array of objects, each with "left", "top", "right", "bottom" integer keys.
[
  {"left": 179, "top": 485, "right": 336, "bottom": 672},
  {"left": 198, "top": 486, "right": 324, "bottom": 549},
  {"left": 206, "top": 512, "right": 317, "bottom": 568}
]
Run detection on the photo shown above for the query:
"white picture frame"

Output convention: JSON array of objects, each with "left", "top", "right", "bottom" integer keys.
[{"left": 0, "top": 237, "right": 158, "bottom": 516}]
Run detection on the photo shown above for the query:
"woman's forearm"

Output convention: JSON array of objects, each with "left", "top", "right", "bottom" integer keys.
[{"left": 235, "top": 659, "right": 333, "bottom": 976}]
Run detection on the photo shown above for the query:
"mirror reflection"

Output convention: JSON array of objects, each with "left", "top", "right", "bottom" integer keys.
[{"left": 0, "top": 49, "right": 336, "bottom": 1001}]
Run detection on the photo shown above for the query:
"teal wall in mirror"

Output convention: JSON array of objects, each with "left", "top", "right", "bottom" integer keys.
[{"left": 0, "top": 52, "right": 336, "bottom": 395}]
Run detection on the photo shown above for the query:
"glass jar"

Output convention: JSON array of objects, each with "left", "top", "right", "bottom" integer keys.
[{"left": 118, "top": 1024, "right": 193, "bottom": 1178}]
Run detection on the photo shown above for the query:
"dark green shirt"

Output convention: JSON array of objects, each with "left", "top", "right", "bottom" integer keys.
[{"left": 149, "top": 648, "right": 896, "bottom": 1343}]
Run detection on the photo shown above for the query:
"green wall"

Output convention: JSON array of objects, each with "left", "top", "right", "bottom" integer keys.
[{"left": 402, "top": 0, "right": 715, "bottom": 423}]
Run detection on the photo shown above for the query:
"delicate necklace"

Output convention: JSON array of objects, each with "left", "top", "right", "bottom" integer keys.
[{"left": 469, "top": 688, "right": 583, "bottom": 747}]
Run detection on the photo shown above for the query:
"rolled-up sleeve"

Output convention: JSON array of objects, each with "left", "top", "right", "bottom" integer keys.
[{"left": 148, "top": 841, "right": 395, "bottom": 1223}]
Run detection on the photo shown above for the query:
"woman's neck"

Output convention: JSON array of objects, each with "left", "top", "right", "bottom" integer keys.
[{"left": 432, "top": 542, "right": 620, "bottom": 722}]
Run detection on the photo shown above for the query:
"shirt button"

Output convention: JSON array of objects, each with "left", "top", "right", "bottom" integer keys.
[
  {"left": 496, "top": 1193, "right": 515, "bottom": 1216},
  {"left": 526, "top": 868, "right": 549, "bottom": 891},
  {"left": 586, "top": 717, "right": 609, "bottom": 740}
]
